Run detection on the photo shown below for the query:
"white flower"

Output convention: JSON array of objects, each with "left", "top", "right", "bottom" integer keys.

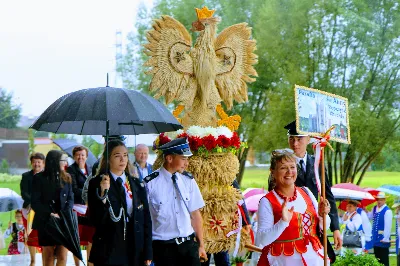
[
  {"left": 186, "top": 126, "right": 203, "bottom": 137},
  {"left": 202, "top": 126, "right": 218, "bottom": 138},
  {"left": 216, "top": 126, "right": 233, "bottom": 138}
]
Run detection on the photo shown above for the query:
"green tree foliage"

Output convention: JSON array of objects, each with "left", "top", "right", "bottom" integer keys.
[
  {"left": 0, "top": 159, "right": 10, "bottom": 174},
  {"left": 0, "top": 88, "right": 21, "bottom": 129},
  {"left": 82, "top": 136, "right": 103, "bottom": 158},
  {"left": 119, "top": 0, "right": 400, "bottom": 185}
]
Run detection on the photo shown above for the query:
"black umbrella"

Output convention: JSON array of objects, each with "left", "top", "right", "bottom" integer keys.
[
  {"left": 45, "top": 208, "right": 83, "bottom": 263},
  {"left": 30, "top": 87, "right": 182, "bottom": 135}
]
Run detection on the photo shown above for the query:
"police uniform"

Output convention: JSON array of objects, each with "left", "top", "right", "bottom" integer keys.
[{"left": 144, "top": 138, "right": 205, "bottom": 266}]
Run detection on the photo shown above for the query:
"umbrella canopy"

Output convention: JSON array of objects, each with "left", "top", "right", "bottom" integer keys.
[
  {"left": 377, "top": 185, "right": 400, "bottom": 196},
  {"left": 243, "top": 188, "right": 267, "bottom": 199},
  {"left": 45, "top": 209, "right": 83, "bottom": 262},
  {"left": 244, "top": 194, "right": 265, "bottom": 212},
  {"left": 0, "top": 188, "right": 23, "bottom": 212},
  {"left": 331, "top": 187, "right": 375, "bottom": 200},
  {"left": 53, "top": 138, "right": 97, "bottom": 168},
  {"left": 30, "top": 87, "right": 182, "bottom": 135},
  {"left": 333, "top": 183, "right": 376, "bottom": 207}
]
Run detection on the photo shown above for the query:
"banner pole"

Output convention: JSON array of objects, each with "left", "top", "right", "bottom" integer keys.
[{"left": 321, "top": 147, "right": 327, "bottom": 266}]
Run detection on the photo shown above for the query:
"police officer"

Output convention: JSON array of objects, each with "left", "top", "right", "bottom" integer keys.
[{"left": 144, "top": 137, "right": 207, "bottom": 266}]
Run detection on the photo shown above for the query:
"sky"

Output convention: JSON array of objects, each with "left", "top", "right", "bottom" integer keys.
[{"left": 0, "top": 0, "right": 149, "bottom": 117}]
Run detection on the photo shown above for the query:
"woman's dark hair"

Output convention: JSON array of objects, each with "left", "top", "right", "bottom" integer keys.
[
  {"left": 347, "top": 200, "right": 360, "bottom": 207},
  {"left": 15, "top": 210, "right": 22, "bottom": 216},
  {"left": 44, "top": 150, "right": 72, "bottom": 184},
  {"left": 97, "top": 140, "right": 134, "bottom": 176},
  {"left": 30, "top": 152, "right": 45, "bottom": 162},
  {"left": 72, "top": 145, "right": 89, "bottom": 157}
]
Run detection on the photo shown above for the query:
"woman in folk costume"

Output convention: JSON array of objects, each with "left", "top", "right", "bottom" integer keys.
[
  {"left": 256, "top": 149, "right": 331, "bottom": 266},
  {"left": 341, "top": 200, "right": 364, "bottom": 255}
]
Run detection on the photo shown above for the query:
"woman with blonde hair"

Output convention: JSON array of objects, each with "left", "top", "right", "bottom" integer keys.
[{"left": 257, "top": 149, "right": 330, "bottom": 265}]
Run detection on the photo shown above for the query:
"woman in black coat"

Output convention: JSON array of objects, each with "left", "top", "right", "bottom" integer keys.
[
  {"left": 31, "top": 150, "right": 74, "bottom": 266},
  {"left": 88, "top": 140, "right": 152, "bottom": 266}
]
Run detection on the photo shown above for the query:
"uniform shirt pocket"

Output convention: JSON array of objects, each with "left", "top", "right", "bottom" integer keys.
[{"left": 149, "top": 195, "right": 170, "bottom": 221}]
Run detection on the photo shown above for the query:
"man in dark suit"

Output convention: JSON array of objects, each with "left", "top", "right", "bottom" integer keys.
[
  {"left": 269, "top": 121, "right": 342, "bottom": 262},
  {"left": 20, "top": 152, "right": 45, "bottom": 266}
]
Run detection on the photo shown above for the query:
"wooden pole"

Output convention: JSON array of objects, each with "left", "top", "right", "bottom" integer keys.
[
  {"left": 245, "top": 243, "right": 263, "bottom": 253},
  {"left": 321, "top": 147, "right": 327, "bottom": 266}
]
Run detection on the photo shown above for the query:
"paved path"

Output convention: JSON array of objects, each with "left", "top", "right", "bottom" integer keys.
[{"left": 0, "top": 251, "right": 87, "bottom": 266}]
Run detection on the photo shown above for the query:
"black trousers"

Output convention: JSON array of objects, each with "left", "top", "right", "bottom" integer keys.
[
  {"left": 153, "top": 238, "right": 200, "bottom": 266},
  {"left": 201, "top": 252, "right": 230, "bottom": 266},
  {"left": 374, "top": 246, "right": 389, "bottom": 266}
]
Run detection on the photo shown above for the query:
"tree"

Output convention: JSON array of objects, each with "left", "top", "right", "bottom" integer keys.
[
  {"left": 118, "top": 0, "right": 400, "bottom": 186},
  {"left": 0, "top": 88, "right": 21, "bottom": 129},
  {"left": 82, "top": 136, "right": 103, "bottom": 158}
]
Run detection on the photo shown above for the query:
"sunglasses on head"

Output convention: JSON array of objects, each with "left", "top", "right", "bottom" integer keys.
[{"left": 272, "top": 148, "right": 294, "bottom": 157}]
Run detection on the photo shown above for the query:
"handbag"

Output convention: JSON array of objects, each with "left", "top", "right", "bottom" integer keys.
[{"left": 343, "top": 230, "right": 362, "bottom": 248}]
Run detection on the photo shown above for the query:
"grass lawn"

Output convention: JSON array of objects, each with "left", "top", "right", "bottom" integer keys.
[
  {"left": 241, "top": 168, "right": 400, "bottom": 190},
  {"left": 1, "top": 169, "right": 400, "bottom": 264}
]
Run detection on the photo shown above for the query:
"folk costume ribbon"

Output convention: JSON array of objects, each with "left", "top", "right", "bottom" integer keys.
[{"left": 312, "top": 126, "right": 335, "bottom": 195}]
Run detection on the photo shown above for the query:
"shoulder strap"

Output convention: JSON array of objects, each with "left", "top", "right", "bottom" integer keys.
[
  {"left": 182, "top": 171, "right": 194, "bottom": 179},
  {"left": 144, "top": 171, "right": 159, "bottom": 183}
]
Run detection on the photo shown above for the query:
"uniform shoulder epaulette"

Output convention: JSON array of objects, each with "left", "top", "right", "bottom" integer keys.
[
  {"left": 144, "top": 171, "right": 159, "bottom": 183},
  {"left": 182, "top": 171, "right": 194, "bottom": 179}
]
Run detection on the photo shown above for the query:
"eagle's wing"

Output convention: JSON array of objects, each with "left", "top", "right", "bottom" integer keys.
[
  {"left": 215, "top": 23, "right": 258, "bottom": 109},
  {"left": 144, "top": 16, "right": 196, "bottom": 105}
]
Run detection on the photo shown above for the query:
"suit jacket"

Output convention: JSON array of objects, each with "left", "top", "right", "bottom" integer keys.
[
  {"left": 20, "top": 170, "right": 34, "bottom": 208},
  {"left": 88, "top": 173, "right": 152, "bottom": 265},
  {"left": 67, "top": 162, "right": 91, "bottom": 205},
  {"left": 31, "top": 172, "right": 74, "bottom": 231}
]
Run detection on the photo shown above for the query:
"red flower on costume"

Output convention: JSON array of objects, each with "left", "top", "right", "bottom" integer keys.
[
  {"left": 177, "top": 132, "right": 188, "bottom": 139},
  {"left": 202, "top": 135, "right": 217, "bottom": 151},
  {"left": 158, "top": 133, "right": 171, "bottom": 146},
  {"left": 230, "top": 132, "right": 241, "bottom": 148},
  {"left": 216, "top": 135, "right": 231, "bottom": 148},
  {"left": 188, "top": 136, "right": 203, "bottom": 151}
]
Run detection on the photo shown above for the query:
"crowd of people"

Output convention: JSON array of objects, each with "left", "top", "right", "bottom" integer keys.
[{"left": 2, "top": 120, "right": 400, "bottom": 266}]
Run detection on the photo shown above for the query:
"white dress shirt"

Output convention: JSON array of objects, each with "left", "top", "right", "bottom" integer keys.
[
  {"left": 256, "top": 188, "right": 330, "bottom": 265},
  {"left": 110, "top": 171, "right": 133, "bottom": 217},
  {"left": 145, "top": 167, "right": 205, "bottom": 240},
  {"left": 359, "top": 208, "right": 372, "bottom": 241},
  {"left": 294, "top": 152, "right": 308, "bottom": 172},
  {"left": 368, "top": 204, "right": 393, "bottom": 242}
]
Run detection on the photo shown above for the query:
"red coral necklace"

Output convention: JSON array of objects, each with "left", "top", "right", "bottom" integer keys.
[{"left": 274, "top": 187, "right": 297, "bottom": 202}]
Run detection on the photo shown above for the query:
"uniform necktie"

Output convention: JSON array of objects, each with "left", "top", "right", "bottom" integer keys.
[
  {"left": 299, "top": 159, "right": 306, "bottom": 173},
  {"left": 116, "top": 177, "right": 126, "bottom": 196},
  {"left": 171, "top": 174, "right": 191, "bottom": 215}
]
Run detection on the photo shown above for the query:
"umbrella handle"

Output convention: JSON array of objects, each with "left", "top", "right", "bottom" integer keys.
[{"left": 96, "top": 188, "right": 108, "bottom": 200}]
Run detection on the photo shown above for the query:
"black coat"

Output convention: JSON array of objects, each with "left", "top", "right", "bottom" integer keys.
[
  {"left": 20, "top": 170, "right": 34, "bottom": 208},
  {"left": 67, "top": 162, "right": 91, "bottom": 205},
  {"left": 294, "top": 154, "right": 339, "bottom": 232},
  {"left": 31, "top": 172, "right": 74, "bottom": 231},
  {"left": 88, "top": 173, "right": 152, "bottom": 266}
]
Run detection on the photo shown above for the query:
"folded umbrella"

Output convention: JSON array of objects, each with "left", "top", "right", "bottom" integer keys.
[{"left": 45, "top": 208, "right": 83, "bottom": 263}]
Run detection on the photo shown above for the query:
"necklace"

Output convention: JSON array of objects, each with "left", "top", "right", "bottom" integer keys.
[{"left": 274, "top": 187, "right": 297, "bottom": 202}]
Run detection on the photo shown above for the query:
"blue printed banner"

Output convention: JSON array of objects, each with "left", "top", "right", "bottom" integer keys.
[{"left": 295, "top": 85, "right": 351, "bottom": 144}]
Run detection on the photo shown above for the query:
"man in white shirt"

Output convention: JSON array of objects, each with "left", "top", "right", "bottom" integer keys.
[
  {"left": 144, "top": 137, "right": 207, "bottom": 266},
  {"left": 368, "top": 192, "right": 392, "bottom": 266}
]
